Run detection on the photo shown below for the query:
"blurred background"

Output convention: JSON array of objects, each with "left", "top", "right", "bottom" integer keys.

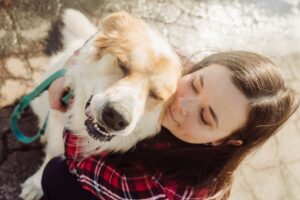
[{"left": 0, "top": 0, "right": 299, "bottom": 199}]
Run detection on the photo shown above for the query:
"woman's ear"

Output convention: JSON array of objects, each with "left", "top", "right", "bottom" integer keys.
[
  {"left": 226, "top": 139, "right": 243, "bottom": 146},
  {"left": 211, "top": 139, "right": 243, "bottom": 146}
]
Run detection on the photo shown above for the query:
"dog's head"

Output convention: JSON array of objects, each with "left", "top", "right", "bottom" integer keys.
[{"left": 75, "top": 12, "right": 181, "bottom": 149}]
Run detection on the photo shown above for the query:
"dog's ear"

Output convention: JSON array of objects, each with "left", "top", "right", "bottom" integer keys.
[
  {"left": 96, "top": 12, "right": 137, "bottom": 45},
  {"left": 94, "top": 12, "right": 134, "bottom": 59},
  {"left": 101, "top": 12, "right": 134, "bottom": 34},
  {"left": 94, "top": 12, "right": 144, "bottom": 61}
]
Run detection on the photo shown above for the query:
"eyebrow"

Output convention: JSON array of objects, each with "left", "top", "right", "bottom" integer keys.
[
  {"left": 200, "top": 75, "right": 204, "bottom": 89},
  {"left": 200, "top": 75, "right": 219, "bottom": 128}
]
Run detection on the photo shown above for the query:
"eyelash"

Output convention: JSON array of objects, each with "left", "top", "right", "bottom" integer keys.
[
  {"left": 117, "top": 59, "right": 129, "bottom": 75},
  {"left": 149, "top": 90, "right": 162, "bottom": 101},
  {"left": 191, "top": 79, "right": 198, "bottom": 93},
  {"left": 191, "top": 79, "right": 209, "bottom": 126},
  {"left": 200, "top": 108, "right": 209, "bottom": 126}
]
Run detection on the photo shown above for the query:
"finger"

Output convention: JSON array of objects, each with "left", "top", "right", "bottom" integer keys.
[{"left": 48, "top": 77, "right": 67, "bottom": 112}]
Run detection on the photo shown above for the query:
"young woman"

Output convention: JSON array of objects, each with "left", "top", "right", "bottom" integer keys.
[{"left": 42, "top": 51, "right": 299, "bottom": 200}]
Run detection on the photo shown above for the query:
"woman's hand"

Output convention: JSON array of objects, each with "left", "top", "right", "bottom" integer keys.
[{"left": 48, "top": 77, "right": 68, "bottom": 112}]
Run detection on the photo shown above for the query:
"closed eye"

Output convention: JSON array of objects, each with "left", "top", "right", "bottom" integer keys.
[
  {"left": 149, "top": 90, "right": 163, "bottom": 101},
  {"left": 191, "top": 79, "right": 198, "bottom": 94},
  {"left": 117, "top": 59, "right": 129, "bottom": 75},
  {"left": 200, "top": 108, "right": 209, "bottom": 126}
]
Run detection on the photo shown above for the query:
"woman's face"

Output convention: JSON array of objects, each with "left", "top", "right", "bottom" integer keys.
[{"left": 162, "top": 64, "right": 249, "bottom": 144}]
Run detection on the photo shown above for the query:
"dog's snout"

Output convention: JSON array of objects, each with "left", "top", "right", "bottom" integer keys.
[{"left": 101, "top": 102, "right": 131, "bottom": 131}]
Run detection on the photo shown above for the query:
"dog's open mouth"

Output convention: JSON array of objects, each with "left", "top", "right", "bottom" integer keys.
[
  {"left": 84, "top": 95, "right": 113, "bottom": 142},
  {"left": 84, "top": 119, "right": 113, "bottom": 142}
]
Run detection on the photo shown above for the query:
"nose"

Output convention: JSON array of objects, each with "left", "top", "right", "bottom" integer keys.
[{"left": 101, "top": 102, "right": 131, "bottom": 131}]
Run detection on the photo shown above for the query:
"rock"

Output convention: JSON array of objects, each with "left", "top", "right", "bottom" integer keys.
[
  {"left": 0, "top": 139, "right": 6, "bottom": 164},
  {"left": 0, "top": 150, "right": 43, "bottom": 200},
  {"left": 5, "top": 57, "right": 30, "bottom": 79},
  {"left": 0, "top": 106, "right": 12, "bottom": 134},
  {"left": 0, "top": 80, "right": 27, "bottom": 107},
  {"left": 28, "top": 56, "right": 48, "bottom": 71}
]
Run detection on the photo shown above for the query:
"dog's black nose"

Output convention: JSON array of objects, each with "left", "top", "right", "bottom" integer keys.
[{"left": 101, "top": 102, "right": 130, "bottom": 131}]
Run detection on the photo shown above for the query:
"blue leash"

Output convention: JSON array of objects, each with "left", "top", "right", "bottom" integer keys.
[{"left": 9, "top": 69, "right": 73, "bottom": 144}]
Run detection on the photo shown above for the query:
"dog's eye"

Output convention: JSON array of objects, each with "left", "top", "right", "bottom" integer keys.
[
  {"left": 149, "top": 90, "right": 163, "bottom": 101},
  {"left": 117, "top": 59, "right": 129, "bottom": 75}
]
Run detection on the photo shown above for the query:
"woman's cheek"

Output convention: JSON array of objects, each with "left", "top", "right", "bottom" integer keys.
[{"left": 181, "top": 121, "right": 196, "bottom": 135}]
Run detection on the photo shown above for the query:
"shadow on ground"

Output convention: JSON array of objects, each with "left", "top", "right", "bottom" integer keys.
[{"left": 0, "top": 105, "right": 44, "bottom": 200}]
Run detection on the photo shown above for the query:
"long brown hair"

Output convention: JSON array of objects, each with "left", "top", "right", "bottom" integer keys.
[
  {"left": 189, "top": 51, "right": 299, "bottom": 198},
  {"left": 108, "top": 51, "right": 299, "bottom": 199}
]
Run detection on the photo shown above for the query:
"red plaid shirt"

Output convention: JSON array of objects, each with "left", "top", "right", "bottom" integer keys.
[{"left": 64, "top": 129, "right": 208, "bottom": 200}]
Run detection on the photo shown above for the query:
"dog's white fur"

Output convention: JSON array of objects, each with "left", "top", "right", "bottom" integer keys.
[{"left": 20, "top": 9, "right": 181, "bottom": 200}]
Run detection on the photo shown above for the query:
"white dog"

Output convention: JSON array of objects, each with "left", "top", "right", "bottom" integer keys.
[{"left": 20, "top": 9, "right": 182, "bottom": 200}]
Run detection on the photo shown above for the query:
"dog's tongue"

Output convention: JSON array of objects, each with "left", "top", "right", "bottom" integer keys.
[{"left": 85, "top": 105, "right": 94, "bottom": 120}]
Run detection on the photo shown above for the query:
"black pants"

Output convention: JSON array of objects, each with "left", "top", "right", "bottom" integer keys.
[{"left": 41, "top": 156, "right": 99, "bottom": 200}]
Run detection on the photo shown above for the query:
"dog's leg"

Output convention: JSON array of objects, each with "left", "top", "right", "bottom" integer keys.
[
  {"left": 19, "top": 154, "right": 52, "bottom": 200},
  {"left": 20, "top": 111, "right": 65, "bottom": 200}
]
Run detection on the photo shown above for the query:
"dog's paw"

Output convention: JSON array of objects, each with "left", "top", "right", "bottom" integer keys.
[{"left": 19, "top": 175, "right": 43, "bottom": 200}]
